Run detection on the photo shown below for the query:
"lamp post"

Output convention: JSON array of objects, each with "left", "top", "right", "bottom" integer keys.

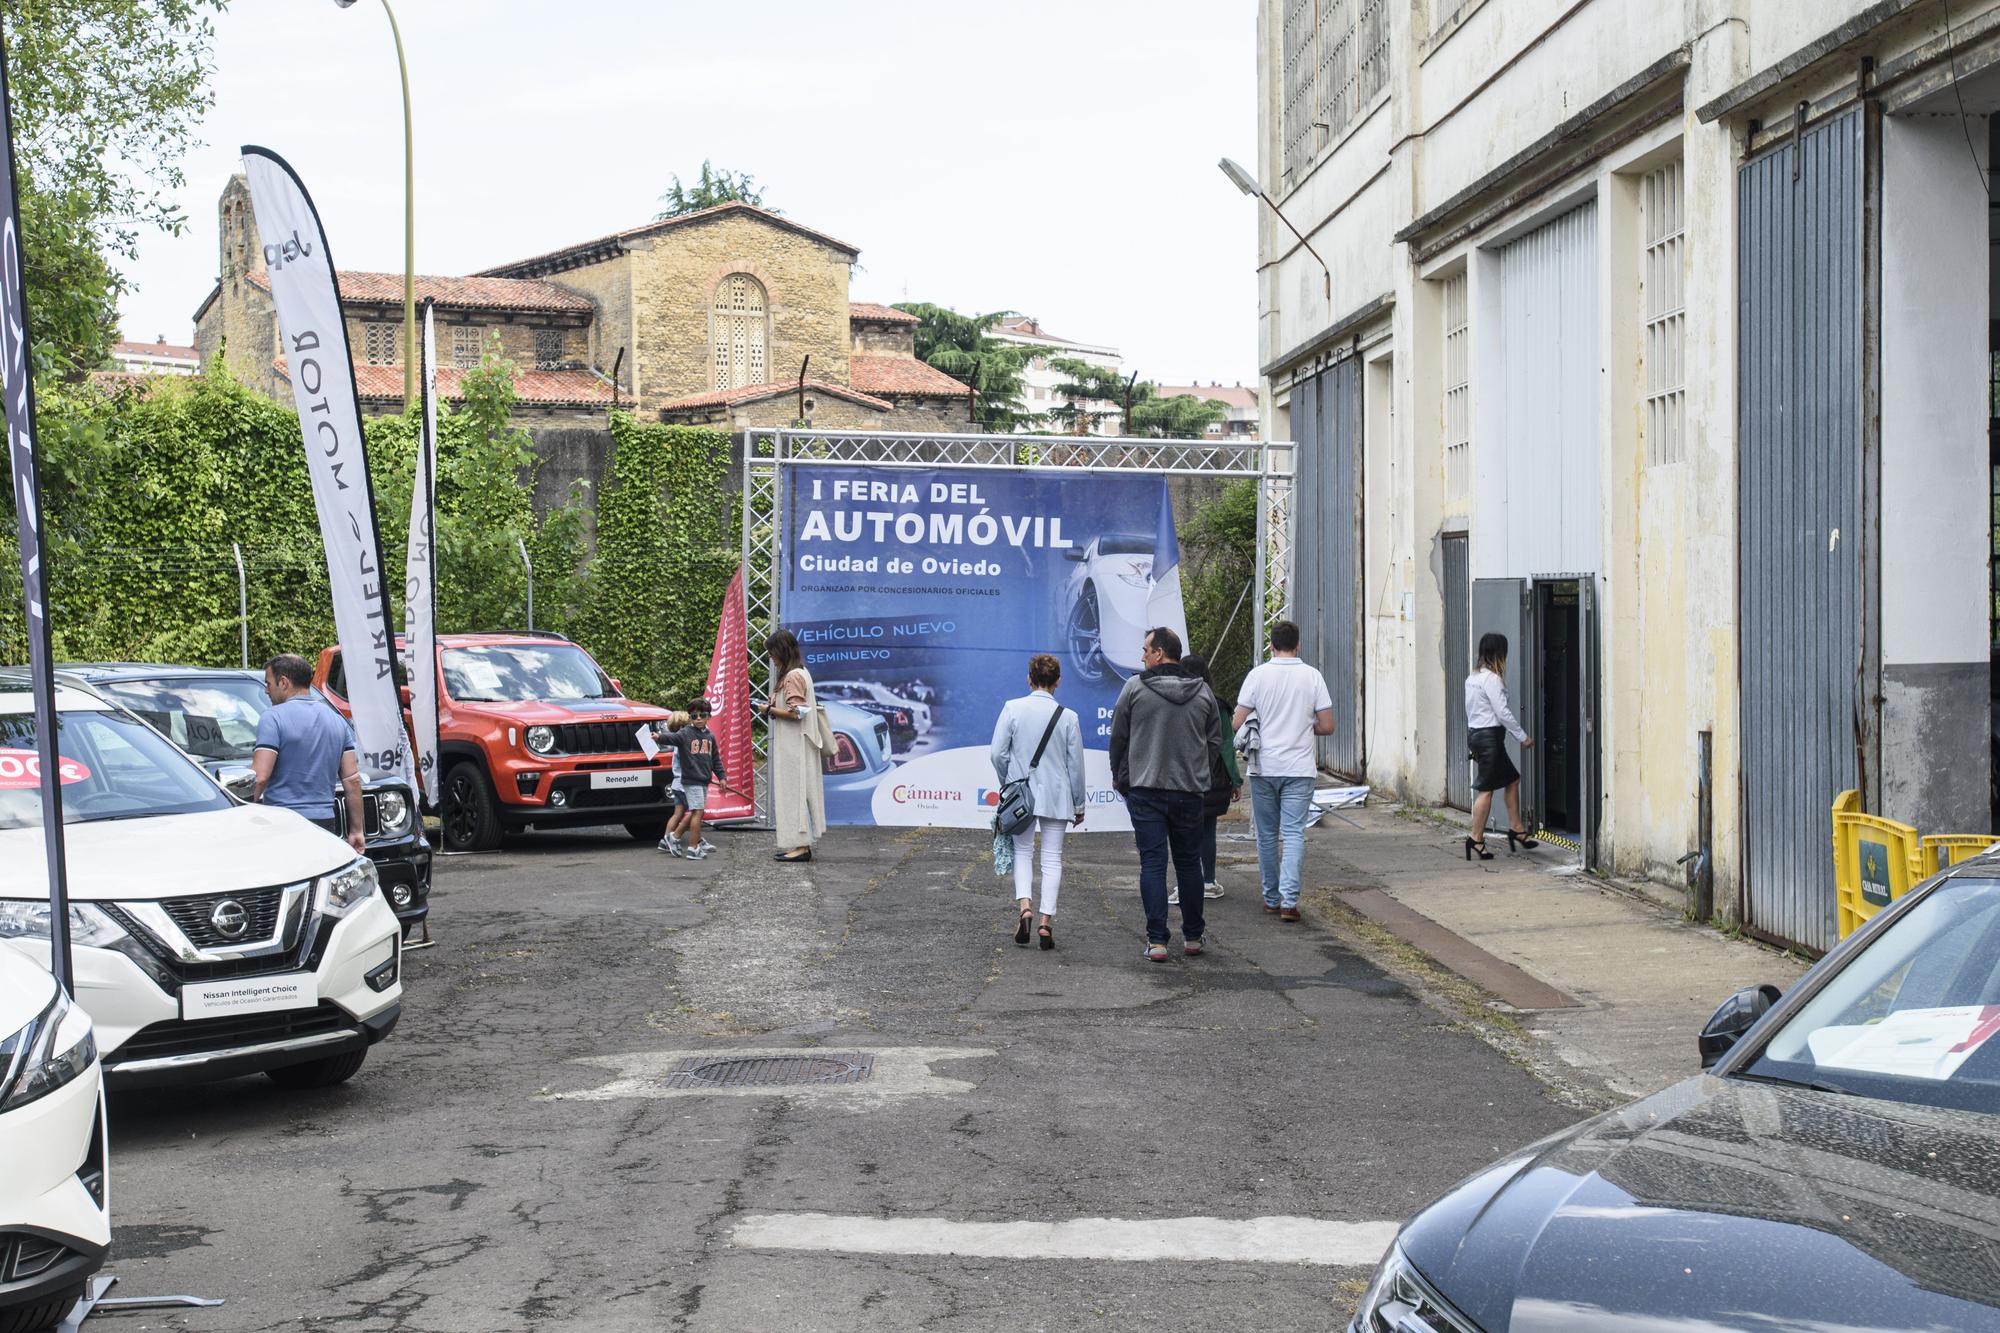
[
  {"left": 336, "top": 0, "right": 416, "bottom": 408},
  {"left": 1219, "top": 157, "right": 1330, "bottom": 304}
]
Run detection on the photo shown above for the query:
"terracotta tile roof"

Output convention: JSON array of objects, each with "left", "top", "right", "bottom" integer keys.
[
  {"left": 656, "top": 378, "right": 891, "bottom": 414},
  {"left": 481, "top": 202, "right": 860, "bottom": 279},
  {"left": 849, "top": 355, "right": 969, "bottom": 398},
  {"left": 1154, "top": 383, "right": 1259, "bottom": 409},
  {"left": 249, "top": 269, "right": 591, "bottom": 314},
  {"left": 274, "top": 359, "right": 615, "bottom": 407},
  {"left": 87, "top": 369, "right": 166, "bottom": 396},
  {"left": 848, "top": 302, "right": 919, "bottom": 326},
  {"left": 113, "top": 338, "right": 198, "bottom": 360}
]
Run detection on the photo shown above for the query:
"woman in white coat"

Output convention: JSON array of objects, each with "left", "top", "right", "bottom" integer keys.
[{"left": 989, "top": 653, "right": 1087, "bottom": 950}]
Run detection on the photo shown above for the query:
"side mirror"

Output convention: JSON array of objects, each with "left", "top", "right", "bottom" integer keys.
[
  {"left": 219, "top": 766, "right": 257, "bottom": 801},
  {"left": 1063, "top": 548, "right": 1087, "bottom": 562},
  {"left": 1699, "top": 983, "right": 1783, "bottom": 1069},
  {"left": 609, "top": 678, "right": 623, "bottom": 695}
]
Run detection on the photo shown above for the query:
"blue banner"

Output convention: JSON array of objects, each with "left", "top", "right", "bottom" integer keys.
[{"left": 781, "top": 466, "right": 1188, "bottom": 828}]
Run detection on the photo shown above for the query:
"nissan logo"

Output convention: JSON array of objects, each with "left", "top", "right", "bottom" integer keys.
[{"left": 210, "top": 899, "right": 250, "bottom": 940}]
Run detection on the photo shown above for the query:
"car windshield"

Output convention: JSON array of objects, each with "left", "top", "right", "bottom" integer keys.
[
  {"left": 1743, "top": 877, "right": 2000, "bottom": 1115},
  {"left": 1098, "top": 534, "right": 1153, "bottom": 555},
  {"left": 95, "top": 675, "right": 266, "bottom": 762},
  {"left": 0, "top": 709, "right": 233, "bottom": 829},
  {"left": 441, "top": 644, "right": 615, "bottom": 703}
]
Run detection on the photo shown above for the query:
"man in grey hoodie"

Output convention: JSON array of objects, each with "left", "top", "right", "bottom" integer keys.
[{"left": 1110, "top": 625, "right": 1223, "bottom": 961}]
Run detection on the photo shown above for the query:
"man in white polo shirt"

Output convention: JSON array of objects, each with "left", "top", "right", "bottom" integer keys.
[{"left": 1231, "top": 620, "right": 1333, "bottom": 921}]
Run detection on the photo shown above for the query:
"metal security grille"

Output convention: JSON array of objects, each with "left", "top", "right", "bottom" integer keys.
[
  {"left": 1443, "top": 533, "right": 1470, "bottom": 809},
  {"left": 1442, "top": 272, "right": 1470, "bottom": 503},
  {"left": 712, "top": 274, "right": 768, "bottom": 391},
  {"left": 1293, "top": 357, "right": 1363, "bottom": 777},
  {"left": 1738, "top": 109, "right": 1863, "bottom": 954},
  {"left": 1643, "top": 161, "right": 1688, "bottom": 467},
  {"left": 662, "top": 1054, "right": 875, "bottom": 1089},
  {"left": 534, "top": 327, "right": 565, "bottom": 371},
  {"left": 739, "top": 429, "right": 1296, "bottom": 825},
  {"left": 1281, "top": 0, "right": 1391, "bottom": 188}
]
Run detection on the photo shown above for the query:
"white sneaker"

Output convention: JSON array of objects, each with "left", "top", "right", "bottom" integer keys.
[
  {"left": 1167, "top": 887, "right": 1180, "bottom": 906},
  {"left": 687, "top": 845, "right": 711, "bottom": 860},
  {"left": 1204, "top": 881, "right": 1225, "bottom": 899},
  {"left": 658, "top": 833, "right": 682, "bottom": 857},
  {"left": 692, "top": 840, "right": 718, "bottom": 855}
]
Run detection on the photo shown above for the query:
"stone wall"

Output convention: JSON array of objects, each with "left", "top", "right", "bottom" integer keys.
[
  {"left": 541, "top": 255, "right": 635, "bottom": 394},
  {"left": 851, "top": 321, "right": 917, "bottom": 356},
  {"left": 343, "top": 314, "right": 591, "bottom": 374},
  {"left": 626, "top": 213, "right": 854, "bottom": 412}
]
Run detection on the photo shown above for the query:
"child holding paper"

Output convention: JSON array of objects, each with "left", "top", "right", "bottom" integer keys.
[{"left": 656, "top": 700, "right": 731, "bottom": 859}]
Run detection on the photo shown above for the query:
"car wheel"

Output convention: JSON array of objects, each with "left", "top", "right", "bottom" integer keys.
[
  {"left": 1067, "top": 583, "right": 1108, "bottom": 682},
  {"left": 265, "top": 1049, "right": 367, "bottom": 1089},
  {"left": 442, "top": 762, "right": 503, "bottom": 853},
  {"left": 625, "top": 818, "right": 669, "bottom": 842},
  {"left": 0, "top": 1287, "right": 84, "bottom": 1333}
]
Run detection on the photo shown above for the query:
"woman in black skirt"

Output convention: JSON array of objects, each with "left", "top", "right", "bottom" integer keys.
[{"left": 1464, "top": 632, "right": 1536, "bottom": 860}]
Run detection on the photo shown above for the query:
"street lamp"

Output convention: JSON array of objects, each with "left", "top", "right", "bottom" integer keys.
[
  {"left": 1219, "top": 157, "right": 1331, "bottom": 304},
  {"left": 336, "top": 0, "right": 416, "bottom": 408}
]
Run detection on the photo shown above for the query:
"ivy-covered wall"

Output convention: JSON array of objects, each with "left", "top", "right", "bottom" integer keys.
[{"left": 0, "top": 370, "right": 735, "bottom": 712}]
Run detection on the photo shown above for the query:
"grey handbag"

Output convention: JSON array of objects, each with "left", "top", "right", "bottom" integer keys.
[{"left": 992, "top": 703, "right": 1065, "bottom": 838}]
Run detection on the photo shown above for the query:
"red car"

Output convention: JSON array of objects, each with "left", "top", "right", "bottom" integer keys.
[{"left": 314, "top": 631, "right": 677, "bottom": 852}]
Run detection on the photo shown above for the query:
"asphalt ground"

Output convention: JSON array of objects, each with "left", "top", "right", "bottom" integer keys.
[{"left": 101, "top": 821, "right": 1583, "bottom": 1332}]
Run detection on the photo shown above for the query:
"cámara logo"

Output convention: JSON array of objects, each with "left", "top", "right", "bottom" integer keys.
[{"left": 889, "top": 784, "right": 964, "bottom": 805}]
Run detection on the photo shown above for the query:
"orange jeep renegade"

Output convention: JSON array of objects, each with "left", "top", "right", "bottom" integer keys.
[{"left": 314, "top": 631, "right": 676, "bottom": 852}]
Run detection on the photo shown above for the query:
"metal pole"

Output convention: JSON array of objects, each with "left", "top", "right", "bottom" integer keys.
[
  {"left": 232, "top": 542, "right": 248, "bottom": 667},
  {"left": 380, "top": 0, "right": 417, "bottom": 409},
  {"left": 516, "top": 535, "right": 533, "bottom": 631},
  {"left": 1254, "top": 451, "right": 1269, "bottom": 660}
]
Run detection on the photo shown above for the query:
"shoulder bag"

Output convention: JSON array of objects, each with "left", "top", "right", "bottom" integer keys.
[{"left": 992, "top": 703, "right": 1065, "bottom": 838}]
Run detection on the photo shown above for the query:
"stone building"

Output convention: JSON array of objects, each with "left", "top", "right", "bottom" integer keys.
[{"left": 193, "top": 174, "right": 971, "bottom": 431}]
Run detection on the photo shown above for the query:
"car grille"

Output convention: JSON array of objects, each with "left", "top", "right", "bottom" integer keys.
[
  {"left": 160, "top": 886, "right": 287, "bottom": 949},
  {"left": 109, "top": 1001, "right": 353, "bottom": 1066},
  {"left": 873, "top": 721, "right": 891, "bottom": 756},
  {"left": 334, "top": 791, "right": 382, "bottom": 837},
  {"left": 102, "top": 904, "right": 328, "bottom": 988},
  {"left": 552, "top": 721, "right": 646, "bottom": 755},
  {"left": 0, "top": 1232, "right": 79, "bottom": 1283}
]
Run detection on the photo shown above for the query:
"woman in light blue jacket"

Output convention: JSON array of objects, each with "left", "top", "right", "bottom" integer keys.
[{"left": 989, "top": 653, "right": 1087, "bottom": 950}]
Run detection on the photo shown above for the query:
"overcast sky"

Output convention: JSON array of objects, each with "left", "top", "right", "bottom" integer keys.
[{"left": 114, "top": 1, "right": 1259, "bottom": 388}]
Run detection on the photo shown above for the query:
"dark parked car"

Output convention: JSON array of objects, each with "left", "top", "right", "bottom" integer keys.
[
  {"left": 60, "top": 663, "right": 432, "bottom": 936},
  {"left": 1352, "top": 865, "right": 2000, "bottom": 1332}
]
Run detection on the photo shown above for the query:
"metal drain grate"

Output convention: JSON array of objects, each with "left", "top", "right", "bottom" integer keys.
[{"left": 661, "top": 1053, "right": 876, "bottom": 1089}]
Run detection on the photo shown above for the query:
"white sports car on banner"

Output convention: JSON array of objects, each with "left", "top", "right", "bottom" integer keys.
[
  {"left": 1061, "top": 534, "right": 1155, "bottom": 682},
  {"left": 0, "top": 674, "right": 403, "bottom": 1092}
]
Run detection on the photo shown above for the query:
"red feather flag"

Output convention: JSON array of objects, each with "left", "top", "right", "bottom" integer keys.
[{"left": 702, "top": 568, "right": 756, "bottom": 822}]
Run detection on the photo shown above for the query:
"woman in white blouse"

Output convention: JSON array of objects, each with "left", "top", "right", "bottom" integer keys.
[{"left": 1465, "top": 633, "right": 1536, "bottom": 860}]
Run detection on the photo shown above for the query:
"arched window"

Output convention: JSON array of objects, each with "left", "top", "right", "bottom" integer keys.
[{"left": 711, "top": 274, "right": 768, "bottom": 390}]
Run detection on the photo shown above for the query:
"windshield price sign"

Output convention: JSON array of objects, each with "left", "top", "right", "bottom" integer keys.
[{"left": 0, "top": 748, "right": 90, "bottom": 788}]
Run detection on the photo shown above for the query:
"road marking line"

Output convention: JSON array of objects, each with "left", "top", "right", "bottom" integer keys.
[
  {"left": 544, "top": 1046, "right": 992, "bottom": 1102},
  {"left": 730, "top": 1212, "right": 1397, "bottom": 1266}
]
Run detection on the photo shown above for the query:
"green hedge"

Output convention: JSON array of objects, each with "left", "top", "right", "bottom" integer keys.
[{"left": 0, "top": 369, "right": 734, "bottom": 708}]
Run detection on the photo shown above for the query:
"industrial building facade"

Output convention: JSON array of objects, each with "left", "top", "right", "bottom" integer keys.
[{"left": 1255, "top": 0, "right": 2000, "bottom": 950}]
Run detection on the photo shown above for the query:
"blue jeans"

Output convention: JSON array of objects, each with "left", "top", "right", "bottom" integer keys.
[
  {"left": 1251, "top": 775, "right": 1315, "bottom": 908},
  {"left": 1126, "top": 787, "right": 1207, "bottom": 945}
]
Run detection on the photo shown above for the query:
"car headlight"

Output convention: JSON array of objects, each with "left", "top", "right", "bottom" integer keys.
[
  {"left": 525, "top": 725, "right": 556, "bottom": 755},
  {"left": 0, "top": 900, "right": 133, "bottom": 950},
  {"left": 375, "top": 788, "right": 411, "bottom": 834},
  {"left": 1355, "top": 1243, "right": 1480, "bottom": 1333},
  {"left": 1115, "top": 572, "right": 1151, "bottom": 589},
  {"left": 0, "top": 987, "right": 96, "bottom": 1112},
  {"left": 315, "top": 858, "right": 380, "bottom": 918}
]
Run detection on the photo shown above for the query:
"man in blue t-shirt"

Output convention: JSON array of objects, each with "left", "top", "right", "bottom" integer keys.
[{"left": 251, "top": 653, "right": 367, "bottom": 854}]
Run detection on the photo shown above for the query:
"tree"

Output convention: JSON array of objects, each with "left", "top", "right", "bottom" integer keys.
[
  {"left": 1045, "top": 359, "right": 1229, "bottom": 439},
  {"left": 1130, "top": 390, "right": 1228, "bottom": 440},
  {"left": 656, "top": 161, "right": 773, "bottom": 218},
  {"left": 893, "top": 303, "right": 1037, "bottom": 432},
  {"left": 4, "top": 0, "right": 226, "bottom": 377}
]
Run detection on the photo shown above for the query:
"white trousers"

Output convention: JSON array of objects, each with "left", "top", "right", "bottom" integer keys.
[{"left": 1011, "top": 816, "right": 1067, "bottom": 915}]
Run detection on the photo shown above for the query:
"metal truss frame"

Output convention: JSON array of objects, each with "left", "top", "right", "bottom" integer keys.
[{"left": 735, "top": 428, "right": 1296, "bottom": 823}]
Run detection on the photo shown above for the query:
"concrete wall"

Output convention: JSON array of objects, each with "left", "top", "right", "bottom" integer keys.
[{"left": 1878, "top": 114, "right": 1992, "bottom": 833}]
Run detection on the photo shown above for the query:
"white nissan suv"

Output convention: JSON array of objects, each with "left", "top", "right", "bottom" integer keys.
[{"left": 0, "top": 675, "right": 402, "bottom": 1090}]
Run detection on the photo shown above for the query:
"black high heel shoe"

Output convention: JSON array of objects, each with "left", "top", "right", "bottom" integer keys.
[
  {"left": 1464, "top": 836, "right": 1493, "bottom": 862},
  {"left": 1506, "top": 828, "right": 1539, "bottom": 852}
]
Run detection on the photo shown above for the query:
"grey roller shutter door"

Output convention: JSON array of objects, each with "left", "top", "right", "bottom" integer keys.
[
  {"left": 1738, "top": 108, "right": 1863, "bottom": 953},
  {"left": 1293, "top": 357, "right": 1363, "bottom": 776}
]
